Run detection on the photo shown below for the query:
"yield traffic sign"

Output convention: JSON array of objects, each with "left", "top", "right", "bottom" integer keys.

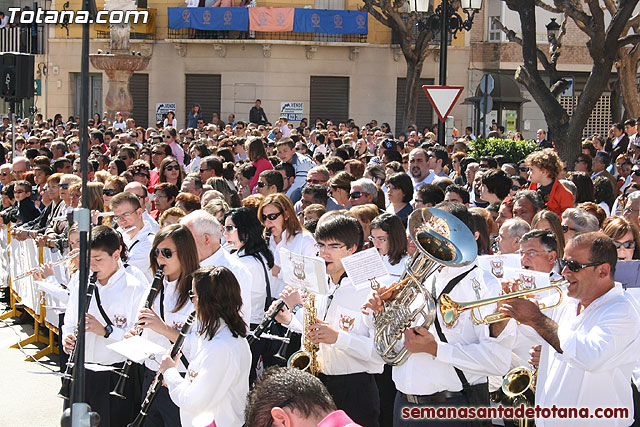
[{"left": 422, "top": 85, "right": 464, "bottom": 123}]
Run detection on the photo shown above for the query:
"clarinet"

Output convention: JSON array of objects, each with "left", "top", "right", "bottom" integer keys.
[
  {"left": 127, "top": 311, "right": 196, "bottom": 427},
  {"left": 264, "top": 226, "right": 272, "bottom": 247},
  {"left": 110, "top": 265, "right": 165, "bottom": 399},
  {"left": 59, "top": 272, "right": 98, "bottom": 400},
  {"left": 247, "top": 299, "right": 286, "bottom": 345}
]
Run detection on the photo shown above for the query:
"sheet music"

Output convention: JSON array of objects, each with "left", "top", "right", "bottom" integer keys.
[
  {"left": 107, "top": 336, "right": 167, "bottom": 364},
  {"left": 341, "top": 247, "right": 390, "bottom": 290},
  {"left": 279, "top": 248, "right": 329, "bottom": 295}
]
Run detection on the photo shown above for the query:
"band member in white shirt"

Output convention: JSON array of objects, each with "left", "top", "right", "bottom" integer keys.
[
  {"left": 364, "top": 202, "right": 516, "bottom": 427},
  {"left": 222, "top": 207, "right": 277, "bottom": 383},
  {"left": 110, "top": 191, "right": 156, "bottom": 281},
  {"left": 180, "top": 210, "right": 253, "bottom": 325},
  {"left": 62, "top": 225, "right": 148, "bottom": 426},
  {"left": 277, "top": 214, "right": 383, "bottom": 427},
  {"left": 159, "top": 266, "right": 251, "bottom": 427},
  {"left": 258, "top": 193, "right": 316, "bottom": 296},
  {"left": 130, "top": 223, "right": 200, "bottom": 427},
  {"left": 498, "top": 232, "right": 640, "bottom": 426}
]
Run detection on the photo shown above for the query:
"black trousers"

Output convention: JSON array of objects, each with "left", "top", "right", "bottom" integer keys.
[
  {"left": 633, "top": 382, "right": 640, "bottom": 427},
  {"left": 57, "top": 313, "right": 69, "bottom": 374},
  {"left": 141, "top": 366, "right": 182, "bottom": 427},
  {"left": 319, "top": 372, "right": 380, "bottom": 427},
  {"left": 393, "top": 391, "right": 473, "bottom": 427},
  {"left": 64, "top": 365, "right": 138, "bottom": 427},
  {"left": 376, "top": 364, "right": 397, "bottom": 427}
]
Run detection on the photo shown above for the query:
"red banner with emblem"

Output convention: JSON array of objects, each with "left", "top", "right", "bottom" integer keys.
[{"left": 248, "top": 7, "right": 294, "bottom": 32}]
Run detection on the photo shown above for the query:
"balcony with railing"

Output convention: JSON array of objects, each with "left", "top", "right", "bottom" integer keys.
[
  {"left": 166, "top": 7, "right": 369, "bottom": 44},
  {"left": 0, "top": 25, "right": 44, "bottom": 54}
]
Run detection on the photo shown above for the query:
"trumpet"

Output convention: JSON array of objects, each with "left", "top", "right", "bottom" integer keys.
[
  {"left": 16, "top": 248, "right": 80, "bottom": 281},
  {"left": 439, "top": 279, "right": 567, "bottom": 328}
]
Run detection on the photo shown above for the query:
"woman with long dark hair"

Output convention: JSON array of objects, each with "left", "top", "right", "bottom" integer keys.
[
  {"left": 369, "top": 213, "right": 408, "bottom": 285},
  {"left": 158, "top": 266, "right": 251, "bottom": 427},
  {"left": 248, "top": 137, "right": 273, "bottom": 191},
  {"left": 159, "top": 156, "right": 184, "bottom": 189},
  {"left": 131, "top": 224, "right": 201, "bottom": 426},
  {"left": 223, "top": 207, "right": 276, "bottom": 382}
]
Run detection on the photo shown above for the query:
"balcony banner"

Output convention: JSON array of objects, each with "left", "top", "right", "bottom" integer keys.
[
  {"left": 248, "top": 7, "right": 294, "bottom": 32},
  {"left": 293, "top": 9, "right": 368, "bottom": 35},
  {"left": 168, "top": 7, "right": 249, "bottom": 31}
]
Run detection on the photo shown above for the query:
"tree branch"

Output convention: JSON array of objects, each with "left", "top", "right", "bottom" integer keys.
[
  {"left": 623, "top": 14, "right": 640, "bottom": 34},
  {"left": 552, "top": 0, "right": 593, "bottom": 37},
  {"left": 602, "top": 0, "right": 616, "bottom": 16},
  {"left": 535, "top": 0, "right": 562, "bottom": 13},
  {"left": 491, "top": 17, "right": 552, "bottom": 72},
  {"left": 618, "top": 33, "right": 640, "bottom": 49},
  {"left": 550, "top": 79, "right": 571, "bottom": 97},
  {"left": 362, "top": 2, "right": 391, "bottom": 27}
]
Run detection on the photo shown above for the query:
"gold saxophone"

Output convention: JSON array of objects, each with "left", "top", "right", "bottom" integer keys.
[{"left": 287, "top": 293, "right": 320, "bottom": 375}]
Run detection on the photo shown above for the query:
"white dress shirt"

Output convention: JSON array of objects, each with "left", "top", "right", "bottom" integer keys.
[
  {"left": 269, "top": 229, "right": 317, "bottom": 296},
  {"left": 380, "top": 254, "right": 410, "bottom": 287},
  {"left": 200, "top": 247, "right": 252, "bottom": 325},
  {"left": 164, "top": 324, "right": 251, "bottom": 427},
  {"left": 62, "top": 265, "right": 148, "bottom": 365},
  {"left": 137, "top": 277, "right": 195, "bottom": 372},
  {"left": 122, "top": 220, "right": 156, "bottom": 282},
  {"left": 288, "top": 275, "right": 384, "bottom": 375},
  {"left": 388, "top": 263, "right": 515, "bottom": 395},
  {"left": 233, "top": 249, "right": 273, "bottom": 325},
  {"left": 526, "top": 285, "right": 640, "bottom": 427}
]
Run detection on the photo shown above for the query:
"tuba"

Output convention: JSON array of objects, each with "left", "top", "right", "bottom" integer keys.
[
  {"left": 372, "top": 208, "right": 477, "bottom": 365},
  {"left": 287, "top": 292, "right": 320, "bottom": 375}
]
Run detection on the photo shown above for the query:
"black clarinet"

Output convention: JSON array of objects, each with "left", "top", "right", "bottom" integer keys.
[
  {"left": 59, "top": 272, "right": 98, "bottom": 400},
  {"left": 127, "top": 311, "right": 196, "bottom": 427},
  {"left": 247, "top": 299, "right": 286, "bottom": 345},
  {"left": 264, "top": 226, "right": 272, "bottom": 247},
  {"left": 110, "top": 265, "right": 165, "bottom": 399}
]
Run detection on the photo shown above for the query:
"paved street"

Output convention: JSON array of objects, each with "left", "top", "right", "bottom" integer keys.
[{"left": 0, "top": 298, "right": 63, "bottom": 427}]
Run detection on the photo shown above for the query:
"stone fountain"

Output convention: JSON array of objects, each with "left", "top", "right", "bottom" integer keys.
[{"left": 89, "top": 0, "right": 150, "bottom": 119}]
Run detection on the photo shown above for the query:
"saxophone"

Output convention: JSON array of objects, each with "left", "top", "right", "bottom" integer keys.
[{"left": 287, "top": 293, "right": 320, "bottom": 375}]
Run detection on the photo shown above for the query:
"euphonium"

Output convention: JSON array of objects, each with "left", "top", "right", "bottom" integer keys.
[
  {"left": 372, "top": 208, "right": 477, "bottom": 366},
  {"left": 287, "top": 293, "right": 320, "bottom": 375}
]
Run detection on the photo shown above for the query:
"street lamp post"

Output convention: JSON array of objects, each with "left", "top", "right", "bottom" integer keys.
[{"left": 408, "top": 0, "right": 482, "bottom": 146}]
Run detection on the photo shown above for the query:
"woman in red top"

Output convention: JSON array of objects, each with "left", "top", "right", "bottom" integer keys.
[
  {"left": 248, "top": 137, "right": 273, "bottom": 191},
  {"left": 526, "top": 148, "right": 574, "bottom": 217}
]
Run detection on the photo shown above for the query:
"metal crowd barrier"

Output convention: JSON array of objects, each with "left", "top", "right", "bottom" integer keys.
[{"left": 0, "top": 225, "right": 64, "bottom": 361}]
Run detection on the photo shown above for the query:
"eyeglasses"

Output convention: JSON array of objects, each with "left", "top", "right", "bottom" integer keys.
[
  {"left": 152, "top": 151, "right": 164, "bottom": 155},
  {"left": 165, "top": 165, "right": 180, "bottom": 172},
  {"left": 306, "top": 178, "right": 327, "bottom": 185},
  {"left": 222, "top": 225, "right": 237, "bottom": 233},
  {"left": 188, "top": 290, "right": 198, "bottom": 302},
  {"left": 561, "top": 225, "right": 576, "bottom": 233},
  {"left": 256, "top": 181, "right": 267, "bottom": 188},
  {"left": 519, "top": 167, "right": 528, "bottom": 172},
  {"left": 103, "top": 189, "right": 116, "bottom": 196},
  {"left": 153, "top": 247, "right": 174, "bottom": 259},
  {"left": 516, "top": 249, "right": 550, "bottom": 258},
  {"left": 558, "top": 258, "right": 604, "bottom": 273},
  {"left": 261, "top": 212, "right": 282, "bottom": 222},
  {"left": 163, "top": 135, "right": 171, "bottom": 139},
  {"left": 368, "top": 235, "right": 388, "bottom": 243},
  {"left": 349, "top": 191, "right": 366, "bottom": 199},
  {"left": 314, "top": 242, "right": 347, "bottom": 252},
  {"left": 614, "top": 240, "right": 636, "bottom": 249},
  {"left": 114, "top": 210, "right": 138, "bottom": 222}
]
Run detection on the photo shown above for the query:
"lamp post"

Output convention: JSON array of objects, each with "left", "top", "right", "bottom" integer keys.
[
  {"left": 408, "top": 0, "right": 482, "bottom": 147},
  {"left": 545, "top": 17, "right": 561, "bottom": 53}
]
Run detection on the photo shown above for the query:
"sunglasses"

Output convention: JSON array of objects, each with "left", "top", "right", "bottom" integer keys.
[
  {"left": 163, "top": 135, "right": 172, "bottom": 139},
  {"left": 152, "top": 151, "right": 164, "bottom": 155},
  {"left": 306, "top": 179, "right": 327, "bottom": 185},
  {"left": 59, "top": 183, "right": 70, "bottom": 189},
  {"left": 261, "top": 212, "right": 283, "bottom": 222},
  {"left": 349, "top": 191, "right": 365, "bottom": 199},
  {"left": 165, "top": 165, "right": 180, "bottom": 171},
  {"left": 511, "top": 185, "right": 521, "bottom": 191},
  {"left": 614, "top": 241, "right": 636, "bottom": 249},
  {"left": 153, "top": 247, "right": 174, "bottom": 259},
  {"left": 561, "top": 225, "right": 576, "bottom": 233},
  {"left": 633, "top": 169, "right": 640, "bottom": 177},
  {"left": 256, "top": 181, "right": 267, "bottom": 188},
  {"left": 134, "top": 172, "right": 150, "bottom": 178},
  {"left": 558, "top": 258, "right": 604, "bottom": 273},
  {"left": 519, "top": 167, "right": 528, "bottom": 172},
  {"left": 222, "top": 225, "right": 237, "bottom": 233},
  {"left": 188, "top": 290, "right": 197, "bottom": 302},
  {"left": 103, "top": 189, "right": 116, "bottom": 196}
]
